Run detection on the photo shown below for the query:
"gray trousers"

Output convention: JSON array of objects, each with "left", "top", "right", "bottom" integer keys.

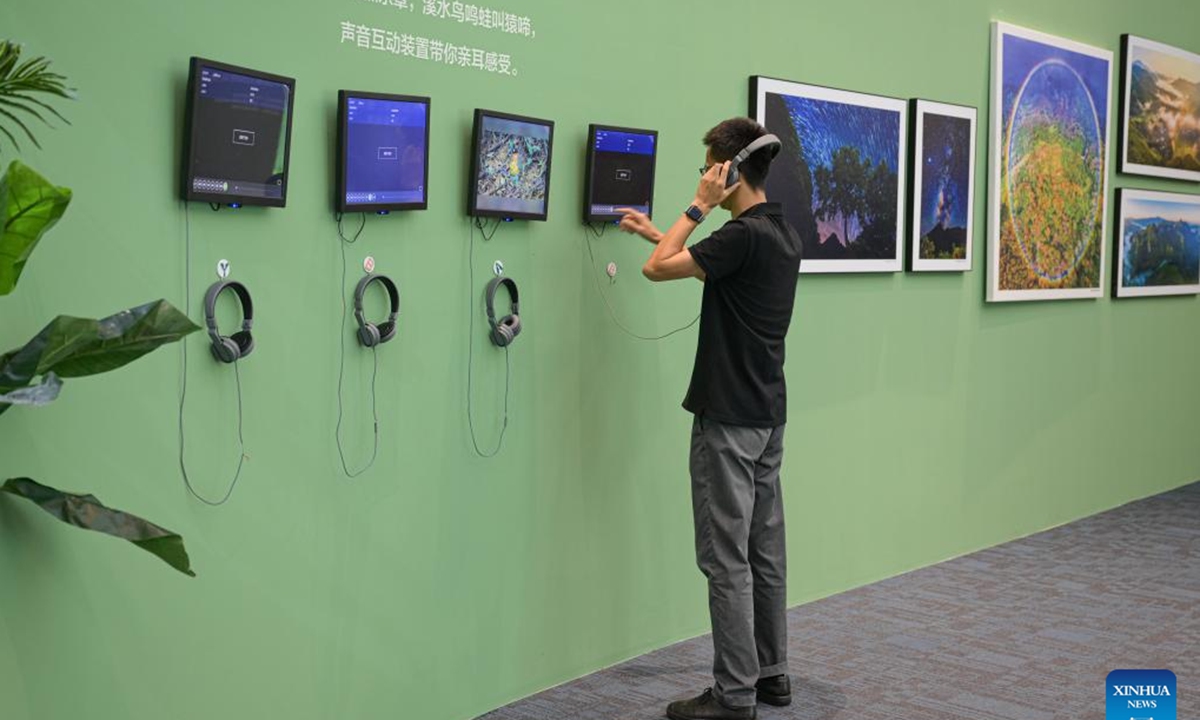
[{"left": 689, "top": 414, "right": 788, "bottom": 709}]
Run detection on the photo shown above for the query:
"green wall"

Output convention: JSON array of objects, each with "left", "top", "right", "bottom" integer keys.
[{"left": 2, "top": 0, "right": 1197, "bottom": 718}]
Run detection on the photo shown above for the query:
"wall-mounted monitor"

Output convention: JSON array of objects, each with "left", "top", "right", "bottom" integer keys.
[
  {"left": 584, "top": 124, "right": 657, "bottom": 223},
  {"left": 337, "top": 91, "right": 431, "bottom": 213},
  {"left": 181, "top": 57, "right": 295, "bottom": 207},
  {"left": 467, "top": 109, "right": 554, "bottom": 221}
]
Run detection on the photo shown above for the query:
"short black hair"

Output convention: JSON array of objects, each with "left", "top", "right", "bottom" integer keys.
[{"left": 702, "top": 117, "right": 773, "bottom": 189}]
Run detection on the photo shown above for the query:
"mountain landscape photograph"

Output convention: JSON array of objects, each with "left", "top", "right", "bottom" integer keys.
[
  {"left": 1117, "top": 190, "right": 1200, "bottom": 297},
  {"left": 1123, "top": 36, "right": 1200, "bottom": 180}
]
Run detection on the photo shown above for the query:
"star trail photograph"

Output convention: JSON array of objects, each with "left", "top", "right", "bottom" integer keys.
[{"left": 752, "top": 76, "right": 908, "bottom": 273}]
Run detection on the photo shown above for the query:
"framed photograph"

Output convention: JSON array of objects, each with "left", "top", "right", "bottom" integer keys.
[
  {"left": 908, "top": 100, "right": 977, "bottom": 272},
  {"left": 987, "top": 22, "right": 1113, "bottom": 302},
  {"left": 750, "top": 76, "right": 907, "bottom": 274},
  {"left": 1114, "top": 189, "right": 1200, "bottom": 298},
  {"left": 1119, "top": 36, "right": 1200, "bottom": 182}
]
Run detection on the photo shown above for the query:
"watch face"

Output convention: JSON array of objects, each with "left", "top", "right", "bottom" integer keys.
[{"left": 686, "top": 205, "right": 704, "bottom": 222}]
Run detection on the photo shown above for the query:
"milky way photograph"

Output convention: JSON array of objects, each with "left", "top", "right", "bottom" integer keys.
[{"left": 910, "top": 100, "right": 977, "bottom": 272}]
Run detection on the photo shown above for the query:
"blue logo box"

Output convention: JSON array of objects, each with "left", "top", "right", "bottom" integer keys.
[{"left": 1107, "top": 669, "right": 1176, "bottom": 720}]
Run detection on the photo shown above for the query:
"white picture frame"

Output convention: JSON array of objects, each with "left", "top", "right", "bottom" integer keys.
[
  {"left": 1119, "top": 35, "right": 1200, "bottom": 183},
  {"left": 908, "top": 99, "right": 977, "bottom": 272},
  {"left": 751, "top": 75, "right": 907, "bottom": 274},
  {"left": 1114, "top": 188, "right": 1200, "bottom": 298},
  {"left": 987, "top": 22, "right": 1113, "bottom": 302}
]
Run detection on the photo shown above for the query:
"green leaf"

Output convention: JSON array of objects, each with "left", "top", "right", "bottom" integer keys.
[
  {"left": 0, "top": 123, "right": 17, "bottom": 152},
  {"left": 0, "top": 159, "right": 72, "bottom": 294},
  {"left": 0, "top": 477, "right": 195, "bottom": 576},
  {"left": 0, "top": 106, "right": 39, "bottom": 148},
  {"left": 3, "top": 92, "right": 69, "bottom": 125},
  {"left": 0, "top": 299, "right": 200, "bottom": 413},
  {"left": 0, "top": 96, "right": 50, "bottom": 125},
  {"left": 0, "top": 42, "right": 18, "bottom": 78},
  {"left": 0, "top": 41, "right": 73, "bottom": 152}
]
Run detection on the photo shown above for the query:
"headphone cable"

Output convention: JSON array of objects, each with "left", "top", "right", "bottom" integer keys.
[
  {"left": 336, "top": 211, "right": 367, "bottom": 244},
  {"left": 466, "top": 216, "right": 510, "bottom": 457},
  {"left": 334, "top": 212, "right": 380, "bottom": 477},
  {"left": 476, "top": 215, "right": 501, "bottom": 241},
  {"left": 583, "top": 224, "right": 700, "bottom": 341},
  {"left": 178, "top": 200, "right": 248, "bottom": 506}
]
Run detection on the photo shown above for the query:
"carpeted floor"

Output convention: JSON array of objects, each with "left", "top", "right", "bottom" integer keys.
[{"left": 479, "top": 481, "right": 1199, "bottom": 719}]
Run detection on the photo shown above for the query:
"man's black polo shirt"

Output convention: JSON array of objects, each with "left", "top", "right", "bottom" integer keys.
[{"left": 684, "top": 202, "right": 802, "bottom": 428}]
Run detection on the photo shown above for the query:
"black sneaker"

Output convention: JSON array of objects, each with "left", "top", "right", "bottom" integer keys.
[
  {"left": 666, "top": 688, "right": 756, "bottom": 720},
  {"left": 755, "top": 675, "right": 791, "bottom": 706}
]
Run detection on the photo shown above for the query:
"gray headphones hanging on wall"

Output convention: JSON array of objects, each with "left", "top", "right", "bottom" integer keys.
[
  {"left": 353, "top": 273, "right": 400, "bottom": 348},
  {"left": 203, "top": 279, "right": 255, "bottom": 363},
  {"left": 726, "top": 133, "right": 782, "bottom": 188},
  {"left": 485, "top": 276, "right": 521, "bottom": 347}
]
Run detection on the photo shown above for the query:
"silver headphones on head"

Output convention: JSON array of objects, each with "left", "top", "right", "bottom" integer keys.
[{"left": 726, "top": 133, "right": 781, "bottom": 187}]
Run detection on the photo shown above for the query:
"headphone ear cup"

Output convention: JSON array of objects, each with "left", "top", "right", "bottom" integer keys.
[
  {"left": 357, "top": 323, "right": 379, "bottom": 348},
  {"left": 231, "top": 330, "right": 254, "bottom": 359},
  {"left": 505, "top": 314, "right": 521, "bottom": 340},
  {"left": 211, "top": 336, "right": 240, "bottom": 363},
  {"left": 726, "top": 166, "right": 739, "bottom": 188},
  {"left": 375, "top": 320, "right": 396, "bottom": 345},
  {"left": 491, "top": 322, "right": 512, "bottom": 347}
]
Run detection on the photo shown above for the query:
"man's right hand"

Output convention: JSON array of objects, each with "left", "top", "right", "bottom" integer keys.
[{"left": 616, "top": 208, "right": 664, "bottom": 243}]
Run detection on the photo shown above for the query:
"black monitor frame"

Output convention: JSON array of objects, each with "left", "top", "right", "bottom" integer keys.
[
  {"left": 467, "top": 108, "right": 555, "bottom": 222},
  {"left": 583, "top": 123, "right": 659, "bottom": 224},
  {"left": 336, "top": 90, "right": 432, "bottom": 214},
  {"left": 181, "top": 57, "right": 296, "bottom": 207}
]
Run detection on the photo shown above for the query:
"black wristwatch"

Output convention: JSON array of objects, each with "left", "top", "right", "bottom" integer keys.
[{"left": 684, "top": 204, "right": 706, "bottom": 224}]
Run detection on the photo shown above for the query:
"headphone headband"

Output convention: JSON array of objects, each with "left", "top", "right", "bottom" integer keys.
[
  {"left": 732, "top": 133, "right": 782, "bottom": 166},
  {"left": 204, "top": 279, "right": 254, "bottom": 338},
  {"left": 485, "top": 276, "right": 520, "bottom": 324},
  {"left": 354, "top": 273, "right": 400, "bottom": 327}
]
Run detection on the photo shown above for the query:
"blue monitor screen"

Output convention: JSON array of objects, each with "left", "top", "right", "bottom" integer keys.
[
  {"left": 594, "top": 129, "right": 656, "bottom": 156},
  {"left": 343, "top": 96, "right": 429, "bottom": 208},
  {"left": 187, "top": 63, "right": 292, "bottom": 202},
  {"left": 472, "top": 114, "right": 553, "bottom": 219},
  {"left": 587, "top": 128, "right": 656, "bottom": 219}
]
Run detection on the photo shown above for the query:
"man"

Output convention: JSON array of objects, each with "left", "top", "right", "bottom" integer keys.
[{"left": 618, "top": 117, "right": 802, "bottom": 720}]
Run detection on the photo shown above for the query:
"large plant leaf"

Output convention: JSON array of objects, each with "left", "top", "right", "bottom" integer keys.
[
  {"left": 0, "top": 477, "right": 195, "bottom": 576},
  {"left": 0, "top": 159, "right": 71, "bottom": 294},
  {"left": 0, "top": 299, "right": 199, "bottom": 414}
]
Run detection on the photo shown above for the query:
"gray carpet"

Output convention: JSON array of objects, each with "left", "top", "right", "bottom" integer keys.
[{"left": 479, "top": 481, "right": 1199, "bottom": 719}]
